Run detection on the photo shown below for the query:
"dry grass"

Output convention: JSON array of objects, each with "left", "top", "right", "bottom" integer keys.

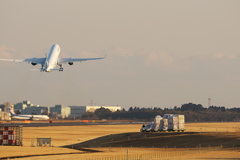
[
  {"left": 23, "top": 124, "right": 140, "bottom": 146},
  {"left": 0, "top": 122, "right": 240, "bottom": 160},
  {"left": 186, "top": 122, "right": 239, "bottom": 132}
]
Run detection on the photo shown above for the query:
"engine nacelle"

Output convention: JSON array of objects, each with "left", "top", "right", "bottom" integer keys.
[
  {"left": 31, "top": 62, "right": 37, "bottom": 66},
  {"left": 68, "top": 62, "right": 73, "bottom": 65}
]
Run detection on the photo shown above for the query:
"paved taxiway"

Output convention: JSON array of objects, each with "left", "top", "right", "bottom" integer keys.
[{"left": 0, "top": 121, "right": 144, "bottom": 127}]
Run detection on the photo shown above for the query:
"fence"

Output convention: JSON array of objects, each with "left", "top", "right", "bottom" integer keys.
[{"left": 85, "top": 146, "right": 223, "bottom": 160}]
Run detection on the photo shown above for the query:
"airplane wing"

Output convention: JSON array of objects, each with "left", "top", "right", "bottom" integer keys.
[
  {"left": 0, "top": 58, "right": 46, "bottom": 65},
  {"left": 58, "top": 56, "right": 106, "bottom": 64}
]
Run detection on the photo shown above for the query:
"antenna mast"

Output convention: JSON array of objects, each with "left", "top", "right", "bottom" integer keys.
[
  {"left": 90, "top": 99, "right": 94, "bottom": 106},
  {"left": 208, "top": 98, "right": 211, "bottom": 108}
]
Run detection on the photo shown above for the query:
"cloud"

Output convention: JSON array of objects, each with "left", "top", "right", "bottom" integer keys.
[
  {"left": 112, "top": 47, "right": 134, "bottom": 57},
  {"left": 109, "top": 47, "right": 239, "bottom": 72},
  {"left": 144, "top": 51, "right": 192, "bottom": 72},
  {"left": 77, "top": 50, "right": 100, "bottom": 57},
  {"left": 213, "top": 52, "right": 237, "bottom": 60},
  {"left": 107, "top": 47, "right": 193, "bottom": 71},
  {"left": 0, "top": 45, "right": 16, "bottom": 58},
  {"left": 145, "top": 51, "right": 173, "bottom": 66}
]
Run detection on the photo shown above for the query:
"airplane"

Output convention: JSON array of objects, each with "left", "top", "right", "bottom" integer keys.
[
  {"left": 8, "top": 108, "right": 50, "bottom": 120},
  {"left": 0, "top": 44, "right": 106, "bottom": 72}
]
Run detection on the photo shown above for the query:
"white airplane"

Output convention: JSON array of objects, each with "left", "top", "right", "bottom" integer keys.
[
  {"left": 0, "top": 44, "right": 106, "bottom": 72},
  {"left": 8, "top": 108, "right": 50, "bottom": 120}
]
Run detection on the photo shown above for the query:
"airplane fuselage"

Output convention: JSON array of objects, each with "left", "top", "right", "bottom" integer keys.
[
  {"left": 11, "top": 115, "right": 49, "bottom": 120},
  {"left": 42, "top": 44, "right": 61, "bottom": 72},
  {"left": 8, "top": 108, "right": 49, "bottom": 120}
]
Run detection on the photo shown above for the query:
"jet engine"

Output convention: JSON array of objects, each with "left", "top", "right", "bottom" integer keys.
[
  {"left": 31, "top": 62, "right": 37, "bottom": 66},
  {"left": 68, "top": 62, "right": 73, "bottom": 65}
]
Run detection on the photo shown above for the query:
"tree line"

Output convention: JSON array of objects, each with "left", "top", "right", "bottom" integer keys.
[{"left": 81, "top": 103, "right": 240, "bottom": 122}]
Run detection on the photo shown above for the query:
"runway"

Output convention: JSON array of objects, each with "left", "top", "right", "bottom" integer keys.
[{"left": 0, "top": 121, "right": 144, "bottom": 127}]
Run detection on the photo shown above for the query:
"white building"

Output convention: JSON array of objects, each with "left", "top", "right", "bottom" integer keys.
[
  {"left": 50, "top": 105, "right": 70, "bottom": 119},
  {"left": 0, "top": 102, "right": 13, "bottom": 120},
  {"left": 68, "top": 106, "right": 121, "bottom": 118}
]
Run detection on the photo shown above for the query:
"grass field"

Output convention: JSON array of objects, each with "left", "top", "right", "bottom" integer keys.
[{"left": 0, "top": 122, "right": 240, "bottom": 160}]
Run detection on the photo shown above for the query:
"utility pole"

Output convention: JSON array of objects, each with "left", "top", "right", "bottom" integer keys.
[{"left": 208, "top": 98, "right": 211, "bottom": 108}]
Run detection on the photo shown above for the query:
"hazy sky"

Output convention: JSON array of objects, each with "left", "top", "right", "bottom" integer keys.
[{"left": 0, "top": 0, "right": 240, "bottom": 109}]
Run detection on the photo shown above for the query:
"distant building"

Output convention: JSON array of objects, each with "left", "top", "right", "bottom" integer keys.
[
  {"left": 68, "top": 106, "right": 121, "bottom": 118},
  {"left": 14, "top": 100, "right": 34, "bottom": 113},
  {"left": 50, "top": 105, "right": 70, "bottom": 119},
  {"left": 0, "top": 104, "right": 5, "bottom": 112},
  {"left": 68, "top": 106, "right": 86, "bottom": 118},
  {"left": 21, "top": 106, "right": 49, "bottom": 115},
  {"left": 23, "top": 100, "right": 33, "bottom": 107},
  {"left": 0, "top": 100, "right": 121, "bottom": 120},
  {"left": 12, "top": 100, "right": 49, "bottom": 115},
  {"left": 0, "top": 102, "right": 12, "bottom": 120},
  {"left": 14, "top": 103, "right": 28, "bottom": 112},
  {"left": 86, "top": 106, "right": 121, "bottom": 112}
]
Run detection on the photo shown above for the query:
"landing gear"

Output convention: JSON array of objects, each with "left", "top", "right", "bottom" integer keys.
[{"left": 59, "top": 64, "right": 63, "bottom": 72}]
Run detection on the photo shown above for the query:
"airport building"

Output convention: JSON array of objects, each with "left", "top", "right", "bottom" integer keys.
[
  {"left": 14, "top": 101, "right": 33, "bottom": 112},
  {"left": 0, "top": 100, "right": 121, "bottom": 119},
  {"left": 0, "top": 102, "right": 13, "bottom": 120},
  {"left": 21, "top": 106, "right": 49, "bottom": 115},
  {"left": 68, "top": 105, "right": 121, "bottom": 118},
  {"left": 0, "top": 109, "right": 11, "bottom": 120},
  {"left": 50, "top": 105, "right": 70, "bottom": 119},
  {"left": 12, "top": 100, "right": 49, "bottom": 115}
]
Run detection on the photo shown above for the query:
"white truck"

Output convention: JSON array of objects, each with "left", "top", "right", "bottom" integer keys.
[{"left": 140, "top": 114, "right": 185, "bottom": 132}]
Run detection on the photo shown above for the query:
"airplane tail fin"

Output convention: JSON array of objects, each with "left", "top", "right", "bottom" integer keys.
[{"left": 8, "top": 108, "right": 16, "bottom": 116}]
